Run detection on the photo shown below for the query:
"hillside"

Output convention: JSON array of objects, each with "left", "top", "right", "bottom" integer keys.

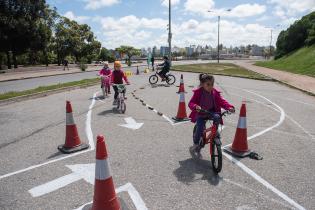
[{"left": 256, "top": 45, "right": 315, "bottom": 77}]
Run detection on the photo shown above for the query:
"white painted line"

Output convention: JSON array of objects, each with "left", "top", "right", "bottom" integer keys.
[
  {"left": 0, "top": 91, "right": 99, "bottom": 180},
  {"left": 223, "top": 152, "right": 305, "bottom": 210},
  {"left": 74, "top": 182, "right": 148, "bottom": 210},
  {"left": 86, "top": 92, "right": 97, "bottom": 150},
  {"left": 223, "top": 90, "right": 286, "bottom": 148}
]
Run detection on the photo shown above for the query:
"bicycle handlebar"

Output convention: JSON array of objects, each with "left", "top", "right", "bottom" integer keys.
[{"left": 198, "top": 109, "right": 232, "bottom": 117}]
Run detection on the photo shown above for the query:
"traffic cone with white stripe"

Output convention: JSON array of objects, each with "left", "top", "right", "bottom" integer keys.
[
  {"left": 91, "top": 135, "right": 120, "bottom": 210},
  {"left": 172, "top": 79, "right": 190, "bottom": 122},
  {"left": 58, "top": 101, "right": 89, "bottom": 154},
  {"left": 224, "top": 101, "right": 251, "bottom": 158},
  {"left": 177, "top": 74, "right": 186, "bottom": 93}
]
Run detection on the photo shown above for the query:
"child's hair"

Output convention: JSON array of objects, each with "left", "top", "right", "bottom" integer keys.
[{"left": 199, "top": 73, "right": 214, "bottom": 84}]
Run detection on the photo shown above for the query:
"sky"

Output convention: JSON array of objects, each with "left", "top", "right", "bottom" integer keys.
[{"left": 47, "top": 0, "right": 315, "bottom": 49}]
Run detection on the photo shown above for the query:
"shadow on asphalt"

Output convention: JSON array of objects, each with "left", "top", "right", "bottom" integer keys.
[
  {"left": 173, "top": 149, "right": 222, "bottom": 186},
  {"left": 47, "top": 151, "right": 63, "bottom": 159},
  {"left": 150, "top": 84, "right": 171, "bottom": 88},
  {"left": 98, "top": 108, "right": 122, "bottom": 116}
]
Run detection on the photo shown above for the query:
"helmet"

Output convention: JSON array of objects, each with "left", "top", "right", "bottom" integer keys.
[
  {"left": 114, "top": 61, "right": 121, "bottom": 68},
  {"left": 163, "top": 56, "right": 168, "bottom": 60}
]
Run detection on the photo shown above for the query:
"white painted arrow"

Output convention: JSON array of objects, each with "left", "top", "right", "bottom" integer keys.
[
  {"left": 29, "top": 164, "right": 95, "bottom": 197},
  {"left": 119, "top": 117, "right": 143, "bottom": 130}
]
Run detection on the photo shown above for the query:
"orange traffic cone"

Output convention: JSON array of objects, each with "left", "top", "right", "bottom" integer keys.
[
  {"left": 172, "top": 77, "right": 190, "bottom": 122},
  {"left": 177, "top": 74, "right": 187, "bottom": 93},
  {"left": 224, "top": 102, "right": 251, "bottom": 158},
  {"left": 58, "top": 101, "right": 89, "bottom": 154},
  {"left": 91, "top": 135, "right": 120, "bottom": 210}
]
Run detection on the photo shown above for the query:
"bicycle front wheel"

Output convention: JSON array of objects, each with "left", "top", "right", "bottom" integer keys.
[
  {"left": 211, "top": 139, "right": 222, "bottom": 173},
  {"left": 166, "top": 74, "right": 176, "bottom": 85},
  {"left": 121, "top": 101, "right": 126, "bottom": 114},
  {"left": 149, "top": 75, "right": 158, "bottom": 84}
]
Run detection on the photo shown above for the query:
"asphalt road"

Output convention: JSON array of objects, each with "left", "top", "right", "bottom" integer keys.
[
  {"left": 0, "top": 60, "right": 227, "bottom": 94},
  {"left": 0, "top": 71, "right": 314, "bottom": 210}
]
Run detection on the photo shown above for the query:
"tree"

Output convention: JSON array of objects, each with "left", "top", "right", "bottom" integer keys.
[
  {"left": 275, "top": 11, "right": 315, "bottom": 59},
  {"left": 115, "top": 46, "right": 140, "bottom": 66}
]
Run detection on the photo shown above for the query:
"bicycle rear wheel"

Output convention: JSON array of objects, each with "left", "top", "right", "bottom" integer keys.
[
  {"left": 211, "top": 138, "right": 222, "bottom": 173},
  {"left": 166, "top": 74, "right": 176, "bottom": 85},
  {"left": 149, "top": 75, "right": 158, "bottom": 84}
]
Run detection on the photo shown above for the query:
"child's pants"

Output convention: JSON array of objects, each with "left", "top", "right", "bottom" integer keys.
[
  {"left": 193, "top": 112, "right": 221, "bottom": 145},
  {"left": 113, "top": 86, "right": 125, "bottom": 100}
]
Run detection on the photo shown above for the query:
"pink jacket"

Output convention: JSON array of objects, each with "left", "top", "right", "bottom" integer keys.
[
  {"left": 188, "top": 87, "right": 234, "bottom": 123},
  {"left": 99, "top": 68, "right": 112, "bottom": 76}
]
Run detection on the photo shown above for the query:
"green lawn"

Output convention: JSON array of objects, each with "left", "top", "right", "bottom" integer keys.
[
  {"left": 0, "top": 78, "right": 100, "bottom": 101},
  {"left": 255, "top": 45, "right": 315, "bottom": 77},
  {"left": 172, "top": 63, "right": 267, "bottom": 80}
]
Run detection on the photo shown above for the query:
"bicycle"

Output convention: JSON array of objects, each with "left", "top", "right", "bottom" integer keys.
[
  {"left": 100, "top": 75, "right": 111, "bottom": 98},
  {"left": 149, "top": 66, "right": 176, "bottom": 85},
  {"left": 112, "top": 84, "right": 127, "bottom": 114},
  {"left": 192, "top": 109, "right": 232, "bottom": 173}
]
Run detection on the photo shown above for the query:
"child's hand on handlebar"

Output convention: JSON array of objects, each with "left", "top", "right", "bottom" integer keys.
[
  {"left": 195, "top": 105, "right": 201, "bottom": 112},
  {"left": 229, "top": 107, "right": 235, "bottom": 113}
]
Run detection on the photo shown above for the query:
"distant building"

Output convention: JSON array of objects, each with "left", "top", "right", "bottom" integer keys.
[
  {"left": 160, "top": 46, "right": 170, "bottom": 56},
  {"left": 251, "top": 45, "right": 264, "bottom": 56},
  {"left": 141, "top": 48, "right": 148, "bottom": 56},
  {"left": 185, "top": 47, "right": 194, "bottom": 56},
  {"left": 152, "top": 46, "right": 157, "bottom": 56}
]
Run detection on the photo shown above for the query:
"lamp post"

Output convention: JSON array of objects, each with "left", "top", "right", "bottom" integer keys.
[
  {"left": 168, "top": 0, "right": 172, "bottom": 66},
  {"left": 208, "top": 9, "right": 231, "bottom": 63}
]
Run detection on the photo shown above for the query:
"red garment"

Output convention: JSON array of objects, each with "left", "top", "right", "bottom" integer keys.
[
  {"left": 111, "top": 69, "right": 128, "bottom": 84},
  {"left": 99, "top": 68, "right": 112, "bottom": 76},
  {"left": 188, "top": 87, "right": 234, "bottom": 123}
]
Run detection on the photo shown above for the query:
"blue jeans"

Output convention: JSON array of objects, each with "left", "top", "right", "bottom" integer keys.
[{"left": 193, "top": 112, "right": 221, "bottom": 145}]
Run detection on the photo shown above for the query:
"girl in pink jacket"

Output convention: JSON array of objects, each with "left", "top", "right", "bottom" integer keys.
[
  {"left": 188, "top": 74, "right": 235, "bottom": 154},
  {"left": 98, "top": 63, "right": 112, "bottom": 94}
]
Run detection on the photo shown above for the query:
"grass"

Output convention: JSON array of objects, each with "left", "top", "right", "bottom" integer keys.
[
  {"left": 0, "top": 78, "right": 100, "bottom": 101},
  {"left": 172, "top": 63, "right": 267, "bottom": 80},
  {"left": 255, "top": 45, "right": 315, "bottom": 77}
]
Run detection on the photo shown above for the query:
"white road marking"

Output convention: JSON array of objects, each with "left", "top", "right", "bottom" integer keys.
[
  {"left": 74, "top": 182, "right": 148, "bottom": 210},
  {"left": 221, "top": 89, "right": 305, "bottom": 209},
  {"left": 223, "top": 152, "right": 305, "bottom": 210},
  {"left": 119, "top": 117, "right": 144, "bottom": 130},
  {"left": 0, "top": 91, "right": 99, "bottom": 180},
  {"left": 29, "top": 164, "right": 95, "bottom": 197}
]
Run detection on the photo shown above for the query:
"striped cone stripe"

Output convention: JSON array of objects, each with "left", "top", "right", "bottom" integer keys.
[
  {"left": 224, "top": 102, "right": 251, "bottom": 158},
  {"left": 92, "top": 135, "right": 120, "bottom": 210},
  {"left": 58, "top": 101, "right": 89, "bottom": 154}
]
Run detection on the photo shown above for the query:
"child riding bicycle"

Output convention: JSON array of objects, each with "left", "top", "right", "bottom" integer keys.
[
  {"left": 188, "top": 74, "right": 235, "bottom": 155},
  {"left": 111, "top": 61, "right": 130, "bottom": 105},
  {"left": 98, "top": 62, "right": 112, "bottom": 94},
  {"left": 157, "top": 56, "right": 170, "bottom": 80}
]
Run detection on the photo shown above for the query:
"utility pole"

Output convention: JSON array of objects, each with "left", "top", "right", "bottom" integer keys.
[
  {"left": 217, "top": 16, "right": 220, "bottom": 63},
  {"left": 269, "top": 29, "right": 273, "bottom": 58}
]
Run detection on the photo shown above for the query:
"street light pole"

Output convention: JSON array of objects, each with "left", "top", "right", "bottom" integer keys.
[
  {"left": 168, "top": 0, "right": 172, "bottom": 66},
  {"left": 217, "top": 15, "right": 220, "bottom": 63},
  {"left": 269, "top": 29, "right": 273, "bottom": 58}
]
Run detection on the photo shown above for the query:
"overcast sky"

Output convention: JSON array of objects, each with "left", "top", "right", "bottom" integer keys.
[{"left": 47, "top": 0, "right": 315, "bottom": 49}]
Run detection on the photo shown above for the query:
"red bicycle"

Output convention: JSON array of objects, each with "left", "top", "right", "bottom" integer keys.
[{"left": 193, "top": 109, "right": 232, "bottom": 173}]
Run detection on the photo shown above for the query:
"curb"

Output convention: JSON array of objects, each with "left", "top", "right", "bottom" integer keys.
[
  {"left": 171, "top": 68, "right": 274, "bottom": 81},
  {"left": 0, "top": 81, "right": 99, "bottom": 106}
]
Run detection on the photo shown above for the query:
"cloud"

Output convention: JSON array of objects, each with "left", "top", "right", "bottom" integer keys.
[
  {"left": 184, "top": 0, "right": 215, "bottom": 16},
  {"left": 64, "top": 11, "right": 90, "bottom": 23},
  {"left": 85, "top": 0, "right": 120, "bottom": 10},
  {"left": 161, "top": 0, "right": 180, "bottom": 7},
  {"left": 269, "top": 0, "right": 315, "bottom": 19},
  {"left": 184, "top": 1, "right": 266, "bottom": 18}
]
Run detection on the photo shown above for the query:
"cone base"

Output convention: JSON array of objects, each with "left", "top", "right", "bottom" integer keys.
[
  {"left": 172, "top": 117, "right": 190, "bottom": 122},
  {"left": 58, "top": 143, "right": 89, "bottom": 154},
  {"left": 224, "top": 147, "right": 251, "bottom": 158}
]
